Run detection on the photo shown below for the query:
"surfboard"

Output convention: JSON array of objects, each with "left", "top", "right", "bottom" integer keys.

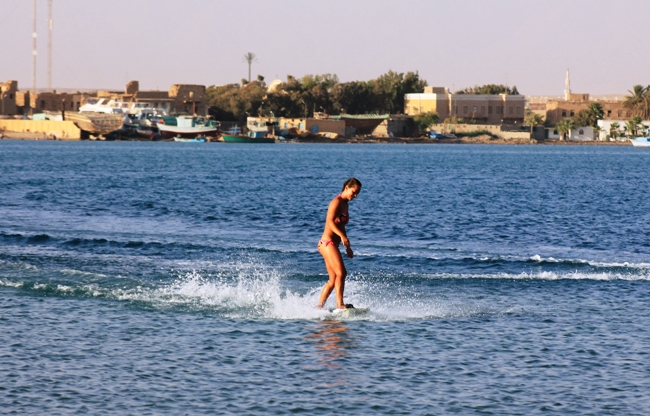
[{"left": 328, "top": 307, "right": 370, "bottom": 318}]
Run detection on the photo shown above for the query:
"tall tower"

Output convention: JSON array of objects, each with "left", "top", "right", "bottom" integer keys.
[
  {"left": 32, "top": 0, "right": 37, "bottom": 96},
  {"left": 564, "top": 69, "right": 571, "bottom": 101},
  {"left": 48, "top": 0, "right": 53, "bottom": 91}
]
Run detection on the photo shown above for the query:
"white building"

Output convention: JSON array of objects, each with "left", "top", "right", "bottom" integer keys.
[{"left": 596, "top": 119, "right": 650, "bottom": 141}]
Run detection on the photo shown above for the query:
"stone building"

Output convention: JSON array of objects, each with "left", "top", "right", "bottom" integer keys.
[
  {"left": 5, "top": 79, "right": 84, "bottom": 115},
  {"left": 544, "top": 95, "right": 630, "bottom": 125},
  {"left": 404, "top": 86, "right": 525, "bottom": 124},
  {"left": 0, "top": 80, "right": 18, "bottom": 116},
  {"left": 528, "top": 70, "right": 633, "bottom": 126}
]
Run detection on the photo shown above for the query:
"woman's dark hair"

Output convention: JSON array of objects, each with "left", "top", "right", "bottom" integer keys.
[{"left": 342, "top": 177, "right": 362, "bottom": 192}]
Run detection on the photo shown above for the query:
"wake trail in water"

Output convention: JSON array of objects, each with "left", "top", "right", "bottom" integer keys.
[{"left": 1, "top": 255, "right": 648, "bottom": 321}]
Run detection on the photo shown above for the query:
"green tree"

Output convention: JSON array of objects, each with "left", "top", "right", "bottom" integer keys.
[
  {"left": 593, "top": 125, "right": 603, "bottom": 141},
  {"left": 556, "top": 119, "right": 574, "bottom": 140},
  {"left": 587, "top": 102, "right": 604, "bottom": 123},
  {"left": 625, "top": 119, "right": 639, "bottom": 137},
  {"left": 243, "top": 52, "right": 257, "bottom": 83},
  {"left": 609, "top": 122, "right": 620, "bottom": 140},
  {"left": 623, "top": 85, "right": 650, "bottom": 119},
  {"left": 330, "top": 81, "right": 374, "bottom": 114},
  {"left": 455, "top": 84, "right": 519, "bottom": 95},
  {"left": 572, "top": 110, "right": 594, "bottom": 127},
  {"left": 370, "top": 70, "right": 427, "bottom": 114},
  {"left": 413, "top": 112, "right": 440, "bottom": 132},
  {"left": 524, "top": 110, "right": 544, "bottom": 134}
]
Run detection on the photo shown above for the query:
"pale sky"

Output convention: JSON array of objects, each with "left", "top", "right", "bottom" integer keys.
[{"left": 1, "top": 0, "right": 647, "bottom": 96}]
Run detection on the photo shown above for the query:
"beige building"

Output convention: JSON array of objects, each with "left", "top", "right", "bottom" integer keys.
[
  {"left": 404, "top": 86, "right": 525, "bottom": 124},
  {"left": 532, "top": 94, "right": 631, "bottom": 125},
  {"left": 7, "top": 80, "right": 207, "bottom": 116},
  {"left": 529, "top": 70, "right": 634, "bottom": 126},
  {"left": 16, "top": 90, "right": 85, "bottom": 114},
  {"left": 0, "top": 80, "right": 19, "bottom": 116}
]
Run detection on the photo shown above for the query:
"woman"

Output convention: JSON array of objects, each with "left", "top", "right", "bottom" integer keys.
[{"left": 317, "top": 178, "right": 362, "bottom": 310}]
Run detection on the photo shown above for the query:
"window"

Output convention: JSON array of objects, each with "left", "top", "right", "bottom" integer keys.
[
  {"left": 617, "top": 111, "right": 622, "bottom": 117},
  {"left": 509, "top": 106, "right": 514, "bottom": 115},
  {"left": 70, "top": 102, "right": 74, "bottom": 108},
  {"left": 570, "top": 111, "right": 574, "bottom": 117},
  {"left": 473, "top": 106, "right": 478, "bottom": 113},
  {"left": 76, "top": 102, "right": 80, "bottom": 109},
  {"left": 516, "top": 106, "right": 522, "bottom": 114},
  {"left": 607, "top": 110, "right": 612, "bottom": 116},
  {"left": 41, "top": 100, "right": 45, "bottom": 108},
  {"left": 562, "top": 111, "right": 567, "bottom": 117},
  {"left": 579, "top": 129, "right": 584, "bottom": 134},
  {"left": 488, "top": 106, "right": 493, "bottom": 114},
  {"left": 496, "top": 106, "right": 501, "bottom": 115},
  {"left": 463, "top": 106, "right": 468, "bottom": 114},
  {"left": 9, "top": 94, "right": 13, "bottom": 99}
]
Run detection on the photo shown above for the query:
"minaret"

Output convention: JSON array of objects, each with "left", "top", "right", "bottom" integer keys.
[{"left": 564, "top": 69, "right": 571, "bottom": 101}]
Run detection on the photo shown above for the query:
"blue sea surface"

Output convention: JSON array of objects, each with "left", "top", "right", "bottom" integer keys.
[{"left": 1, "top": 141, "right": 649, "bottom": 414}]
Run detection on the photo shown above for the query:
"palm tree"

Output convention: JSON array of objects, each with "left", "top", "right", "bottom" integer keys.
[
  {"left": 609, "top": 122, "right": 620, "bottom": 141},
  {"left": 624, "top": 85, "right": 649, "bottom": 119},
  {"left": 556, "top": 119, "right": 574, "bottom": 141},
  {"left": 625, "top": 120, "right": 639, "bottom": 137},
  {"left": 586, "top": 103, "right": 604, "bottom": 125},
  {"left": 524, "top": 110, "right": 544, "bottom": 136},
  {"left": 593, "top": 125, "right": 605, "bottom": 141},
  {"left": 243, "top": 52, "right": 257, "bottom": 83}
]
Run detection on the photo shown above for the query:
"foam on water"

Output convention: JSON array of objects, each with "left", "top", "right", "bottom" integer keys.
[{"left": 1, "top": 255, "right": 648, "bottom": 322}]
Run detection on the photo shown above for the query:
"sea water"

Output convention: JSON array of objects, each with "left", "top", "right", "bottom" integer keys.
[{"left": 1, "top": 141, "right": 649, "bottom": 414}]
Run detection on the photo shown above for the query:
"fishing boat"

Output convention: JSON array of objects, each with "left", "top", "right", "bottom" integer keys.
[
  {"left": 222, "top": 133, "right": 275, "bottom": 143},
  {"left": 173, "top": 137, "right": 206, "bottom": 143},
  {"left": 629, "top": 137, "right": 650, "bottom": 147},
  {"left": 157, "top": 116, "right": 219, "bottom": 138},
  {"left": 246, "top": 117, "right": 269, "bottom": 138}
]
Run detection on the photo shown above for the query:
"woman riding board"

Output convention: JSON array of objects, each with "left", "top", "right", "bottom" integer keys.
[{"left": 317, "top": 178, "right": 362, "bottom": 310}]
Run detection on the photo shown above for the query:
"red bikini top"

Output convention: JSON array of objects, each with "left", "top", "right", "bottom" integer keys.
[{"left": 334, "top": 194, "right": 349, "bottom": 225}]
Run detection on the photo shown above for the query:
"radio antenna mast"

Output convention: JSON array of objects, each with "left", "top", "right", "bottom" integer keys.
[
  {"left": 48, "top": 0, "right": 53, "bottom": 91},
  {"left": 32, "top": 0, "right": 37, "bottom": 96}
]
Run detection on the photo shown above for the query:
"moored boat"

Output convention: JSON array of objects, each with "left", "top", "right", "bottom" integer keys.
[
  {"left": 157, "top": 116, "right": 219, "bottom": 138},
  {"left": 64, "top": 112, "right": 125, "bottom": 135},
  {"left": 629, "top": 137, "right": 650, "bottom": 147},
  {"left": 173, "top": 137, "right": 207, "bottom": 143},
  {"left": 222, "top": 134, "right": 275, "bottom": 143}
]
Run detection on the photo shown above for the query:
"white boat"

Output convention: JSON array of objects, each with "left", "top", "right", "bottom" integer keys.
[
  {"left": 80, "top": 99, "right": 169, "bottom": 119},
  {"left": 247, "top": 117, "right": 269, "bottom": 139},
  {"left": 157, "top": 116, "right": 219, "bottom": 138},
  {"left": 79, "top": 98, "right": 128, "bottom": 115},
  {"left": 629, "top": 137, "right": 650, "bottom": 147}
]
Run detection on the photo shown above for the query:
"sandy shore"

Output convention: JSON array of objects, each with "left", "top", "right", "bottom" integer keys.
[{"left": 0, "top": 130, "right": 632, "bottom": 145}]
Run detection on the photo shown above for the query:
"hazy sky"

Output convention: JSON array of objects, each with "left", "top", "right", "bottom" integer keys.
[{"left": 2, "top": 0, "right": 648, "bottom": 96}]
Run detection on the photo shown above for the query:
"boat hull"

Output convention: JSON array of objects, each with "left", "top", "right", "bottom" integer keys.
[
  {"left": 65, "top": 112, "right": 124, "bottom": 135},
  {"left": 173, "top": 137, "right": 206, "bottom": 143},
  {"left": 630, "top": 137, "right": 650, "bottom": 147},
  {"left": 158, "top": 124, "right": 218, "bottom": 138},
  {"left": 222, "top": 135, "right": 275, "bottom": 143}
]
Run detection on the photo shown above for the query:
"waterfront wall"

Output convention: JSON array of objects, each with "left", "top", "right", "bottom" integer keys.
[
  {"left": 430, "top": 123, "right": 533, "bottom": 140},
  {"left": 0, "top": 120, "right": 82, "bottom": 139}
]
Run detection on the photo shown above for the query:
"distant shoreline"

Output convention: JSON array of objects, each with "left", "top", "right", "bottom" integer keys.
[{"left": 0, "top": 131, "right": 633, "bottom": 146}]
